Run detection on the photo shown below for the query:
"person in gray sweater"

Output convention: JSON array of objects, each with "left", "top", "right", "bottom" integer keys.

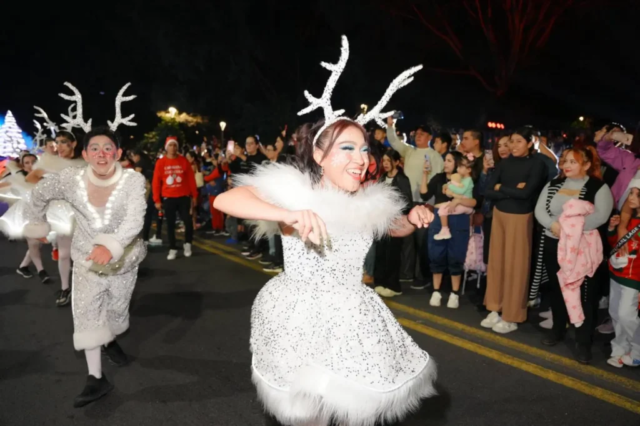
[{"left": 533, "top": 146, "right": 613, "bottom": 363}]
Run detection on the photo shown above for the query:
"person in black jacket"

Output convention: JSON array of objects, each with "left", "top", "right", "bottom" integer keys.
[{"left": 374, "top": 150, "right": 413, "bottom": 297}]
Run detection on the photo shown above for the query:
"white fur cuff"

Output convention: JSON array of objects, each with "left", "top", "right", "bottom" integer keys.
[
  {"left": 23, "top": 222, "right": 52, "bottom": 239},
  {"left": 73, "top": 327, "right": 114, "bottom": 351},
  {"left": 93, "top": 234, "right": 125, "bottom": 261}
]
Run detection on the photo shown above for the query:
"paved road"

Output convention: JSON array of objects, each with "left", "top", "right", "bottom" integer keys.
[{"left": 0, "top": 234, "right": 638, "bottom": 426}]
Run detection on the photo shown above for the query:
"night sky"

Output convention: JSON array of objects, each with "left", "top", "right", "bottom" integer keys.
[{"left": 3, "top": 0, "right": 640, "bottom": 146}]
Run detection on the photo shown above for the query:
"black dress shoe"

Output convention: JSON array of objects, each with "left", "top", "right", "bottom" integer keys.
[
  {"left": 541, "top": 333, "right": 564, "bottom": 347},
  {"left": 102, "top": 340, "right": 128, "bottom": 366},
  {"left": 73, "top": 375, "right": 114, "bottom": 408},
  {"left": 575, "top": 343, "right": 592, "bottom": 364}
]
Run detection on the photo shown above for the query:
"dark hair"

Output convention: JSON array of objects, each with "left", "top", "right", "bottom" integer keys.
[
  {"left": 82, "top": 126, "right": 121, "bottom": 149},
  {"left": 460, "top": 154, "right": 480, "bottom": 180},
  {"left": 511, "top": 126, "right": 537, "bottom": 154},
  {"left": 56, "top": 130, "right": 77, "bottom": 143},
  {"left": 186, "top": 150, "right": 201, "bottom": 168},
  {"left": 602, "top": 121, "right": 626, "bottom": 133},
  {"left": 435, "top": 132, "right": 452, "bottom": 150},
  {"left": 383, "top": 149, "right": 402, "bottom": 163},
  {"left": 21, "top": 153, "right": 37, "bottom": 164},
  {"left": 44, "top": 136, "right": 55, "bottom": 144},
  {"left": 464, "top": 129, "right": 485, "bottom": 150},
  {"left": 294, "top": 119, "right": 369, "bottom": 184},
  {"left": 445, "top": 151, "right": 464, "bottom": 173},
  {"left": 416, "top": 124, "right": 433, "bottom": 135}
]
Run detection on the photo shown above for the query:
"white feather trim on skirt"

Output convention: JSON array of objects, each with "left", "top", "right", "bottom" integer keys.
[
  {"left": 252, "top": 358, "right": 437, "bottom": 426},
  {"left": 0, "top": 199, "right": 75, "bottom": 239}
]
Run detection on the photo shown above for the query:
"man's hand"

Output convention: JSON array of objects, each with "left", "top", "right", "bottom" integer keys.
[
  {"left": 86, "top": 245, "right": 113, "bottom": 266},
  {"left": 494, "top": 183, "right": 501, "bottom": 191},
  {"left": 517, "top": 182, "right": 526, "bottom": 189},
  {"left": 155, "top": 202, "right": 162, "bottom": 211}
]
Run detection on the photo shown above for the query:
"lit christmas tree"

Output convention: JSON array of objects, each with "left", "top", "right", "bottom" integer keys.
[{"left": 0, "top": 111, "right": 27, "bottom": 158}]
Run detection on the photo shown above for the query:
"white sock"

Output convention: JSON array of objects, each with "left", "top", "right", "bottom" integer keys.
[
  {"left": 26, "top": 238, "right": 44, "bottom": 272},
  {"left": 85, "top": 347, "right": 102, "bottom": 379},
  {"left": 57, "top": 236, "right": 71, "bottom": 291}
]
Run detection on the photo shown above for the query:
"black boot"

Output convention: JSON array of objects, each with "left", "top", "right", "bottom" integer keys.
[
  {"left": 73, "top": 375, "right": 114, "bottom": 408},
  {"left": 575, "top": 343, "right": 592, "bottom": 364},
  {"left": 102, "top": 340, "right": 128, "bottom": 366},
  {"left": 541, "top": 332, "right": 564, "bottom": 347}
]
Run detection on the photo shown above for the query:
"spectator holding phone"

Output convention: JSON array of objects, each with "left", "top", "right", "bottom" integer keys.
[{"left": 387, "top": 117, "right": 443, "bottom": 286}]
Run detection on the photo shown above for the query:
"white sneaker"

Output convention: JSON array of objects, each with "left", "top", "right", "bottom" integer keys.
[
  {"left": 183, "top": 243, "right": 192, "bottom": 258},
  {"left": 539, "top": 309, "right": 552, "bottom": 319},
  {"left": 492, "top": 320, "right": 518, "bottom": 334},
  {"left": 376, "top": 287, "right": 402, "bottom": 298},
  {"left": 429, "top": 291, "right": 442, "bottom": 307},
  {"left": 446, "top": 293, "right": 459, "bottom": 309},
  {"left": 621, "top": 354, "right": 640, "bottom": 367},
  {"left": 167, "top": 249, "right": 178, "bottom": 260},
  {"left": 149, "top": 236, "right": 163, "bottom": 246},
  {"left": 539, "top": 318, "right": 553, "bottom": 329},
  {"left": 480, "top": 311, "right": 501, "bottom": 328},
  {"left": 607, "top": 356, "right": 624, "bottom": 368},
  {"left": 598, "top": 296, "right": 609, "bottom": 310}
]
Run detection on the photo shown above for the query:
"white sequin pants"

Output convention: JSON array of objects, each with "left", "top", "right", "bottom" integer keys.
[{"left": 71, "top": 264, "right": 138, "bottom": 351}]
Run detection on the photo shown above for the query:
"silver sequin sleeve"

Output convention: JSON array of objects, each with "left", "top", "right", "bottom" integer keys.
[{"left": 23, "top": 171, "right": 69, "bottom": 238}]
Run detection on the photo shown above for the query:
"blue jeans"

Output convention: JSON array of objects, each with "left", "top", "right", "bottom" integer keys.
[{"left": 428, "top": 209, "right": 470, "bottom": 277}]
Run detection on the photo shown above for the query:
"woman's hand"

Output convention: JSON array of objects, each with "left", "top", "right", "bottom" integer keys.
[
  {"left": 550, "top": 222, "right": 561, "bottom": 237},
  {"left": 86, "top": 245, "right": 113, "bottom": 266},
  {"left": 408, "top": 205, "right": 434, "bottom": 229},
  {"left": 494, "top": 183, "right": 501, "bottom": 191},
  {"left": 609, "top": 215, "right": 621, "bottom": 231},
  {"left": 283, "top": 210, "right": 328, "bottom": 245}
]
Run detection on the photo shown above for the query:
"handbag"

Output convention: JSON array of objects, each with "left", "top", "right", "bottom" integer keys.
[
  {"left": 88, "top": 240, "right": 138, "bottom": 276},
  {"left": 464, "top": 227, "right": 486, "bottom": 273},
  {"left": 195, "top": 172, "right": 205, "bottom": 188}
]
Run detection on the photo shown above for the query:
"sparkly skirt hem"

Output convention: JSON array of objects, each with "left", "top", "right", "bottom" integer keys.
[{"left": 252, "top": 357, "right": 437, "bottom": 426}]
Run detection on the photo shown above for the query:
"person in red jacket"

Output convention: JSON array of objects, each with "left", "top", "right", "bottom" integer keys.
[{"left": 152, "top": 136, "right": 198, "bottom": 260}]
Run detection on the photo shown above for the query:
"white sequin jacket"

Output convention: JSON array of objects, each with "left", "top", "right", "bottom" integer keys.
[{"left": 23, "top": 165, "right": 147, "bottom": 273}]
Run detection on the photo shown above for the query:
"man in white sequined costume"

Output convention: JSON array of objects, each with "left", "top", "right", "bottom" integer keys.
[{"left": 24, "top": 127, "right": 147, "bottom": 407}]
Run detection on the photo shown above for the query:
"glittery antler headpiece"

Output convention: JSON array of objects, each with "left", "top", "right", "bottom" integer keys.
[
  {"left": 58, "top": 82, "right": 137, "bottom": 133},
  {"left": 297, "top": 35, "right": 423, "bottom": 145}
]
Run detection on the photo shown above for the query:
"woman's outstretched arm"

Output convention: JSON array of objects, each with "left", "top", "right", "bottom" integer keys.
[{"left": 214, "top": 186, "right": 328, "bottom": 243}]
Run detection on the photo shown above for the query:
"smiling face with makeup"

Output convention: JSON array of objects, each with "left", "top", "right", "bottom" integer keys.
[
  {"left": 313, "top": 122, "right": 370, "bottom": 193},
  {"left": 82, "top": 135, "right": 123, "bottom": 178}
]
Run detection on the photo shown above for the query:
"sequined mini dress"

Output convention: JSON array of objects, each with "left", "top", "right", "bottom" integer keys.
[{"left": 236, "top": 164, "right": 437, "bottom": 426}]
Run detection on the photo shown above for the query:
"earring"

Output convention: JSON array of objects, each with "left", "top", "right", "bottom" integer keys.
[{"left": 320, "top": 167, "right": 324, "bottom": 176}]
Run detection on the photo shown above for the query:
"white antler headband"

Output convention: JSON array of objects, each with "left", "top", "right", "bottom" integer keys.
[
  {"left": 107, "top": 83, "right": 137, "bottom": 131},
  {"left": 33, "top": 106, "right": 58, "bottom": 136},
  {"left": 32, "top": 120, "right": 46, "bottom": 147},
  {"left": 58, "top": 82, "right": 137, "bottom": 133},
  {"left": 297, "top": 35, "right": 423, "bottom": 145}
]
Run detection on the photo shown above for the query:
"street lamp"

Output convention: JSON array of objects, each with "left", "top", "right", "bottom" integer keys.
[
  {"left": 169, "top": 107, "right": 177, "bottom": 117},
  {"left": 220, "top": 121, "right": 227, "bottom": 148},
  {"left": 579, "top": 116, "right": 584, "bottom": 122}
]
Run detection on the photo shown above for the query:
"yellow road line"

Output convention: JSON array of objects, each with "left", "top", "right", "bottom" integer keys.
[
  {"left": 386, "top": 300, "right": 640, "bottom": 393},
  {"left": 399, "top": 318, "right": 640, "bottom": 414},
  {"left": 191, "top": 235, "right": 640, "bottom": 396}
]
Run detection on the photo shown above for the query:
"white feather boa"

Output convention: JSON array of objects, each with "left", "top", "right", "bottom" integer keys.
[
  {"left": 34, "top": 153, "right": 86, "bottom": 174},
  {"left": 233, "top": 163, "right": 406, "bottom": 239}
]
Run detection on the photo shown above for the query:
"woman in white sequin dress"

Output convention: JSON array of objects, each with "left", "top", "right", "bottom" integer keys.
[
  {"left": 215, "top": 120, "right": 437, "bottom": 426},
  {"left": 24, "top": 127, "right": 147, "bottom": 407}
]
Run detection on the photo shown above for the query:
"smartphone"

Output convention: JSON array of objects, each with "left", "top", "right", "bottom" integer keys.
[
  {"left": 484, "top": 149, "right": 494, "bottom": 165},
  {"left": 392, "top": 111, "right": 404, "bottom": 120},
  {"left": 612, "top": 131, "right": 633, "bottom": 146},
  {"left": 424, "top": 154, "right": 431, "bottom": 171},
  {"left": 226, "top": 140, "right": 235, "bottom": 153}
]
